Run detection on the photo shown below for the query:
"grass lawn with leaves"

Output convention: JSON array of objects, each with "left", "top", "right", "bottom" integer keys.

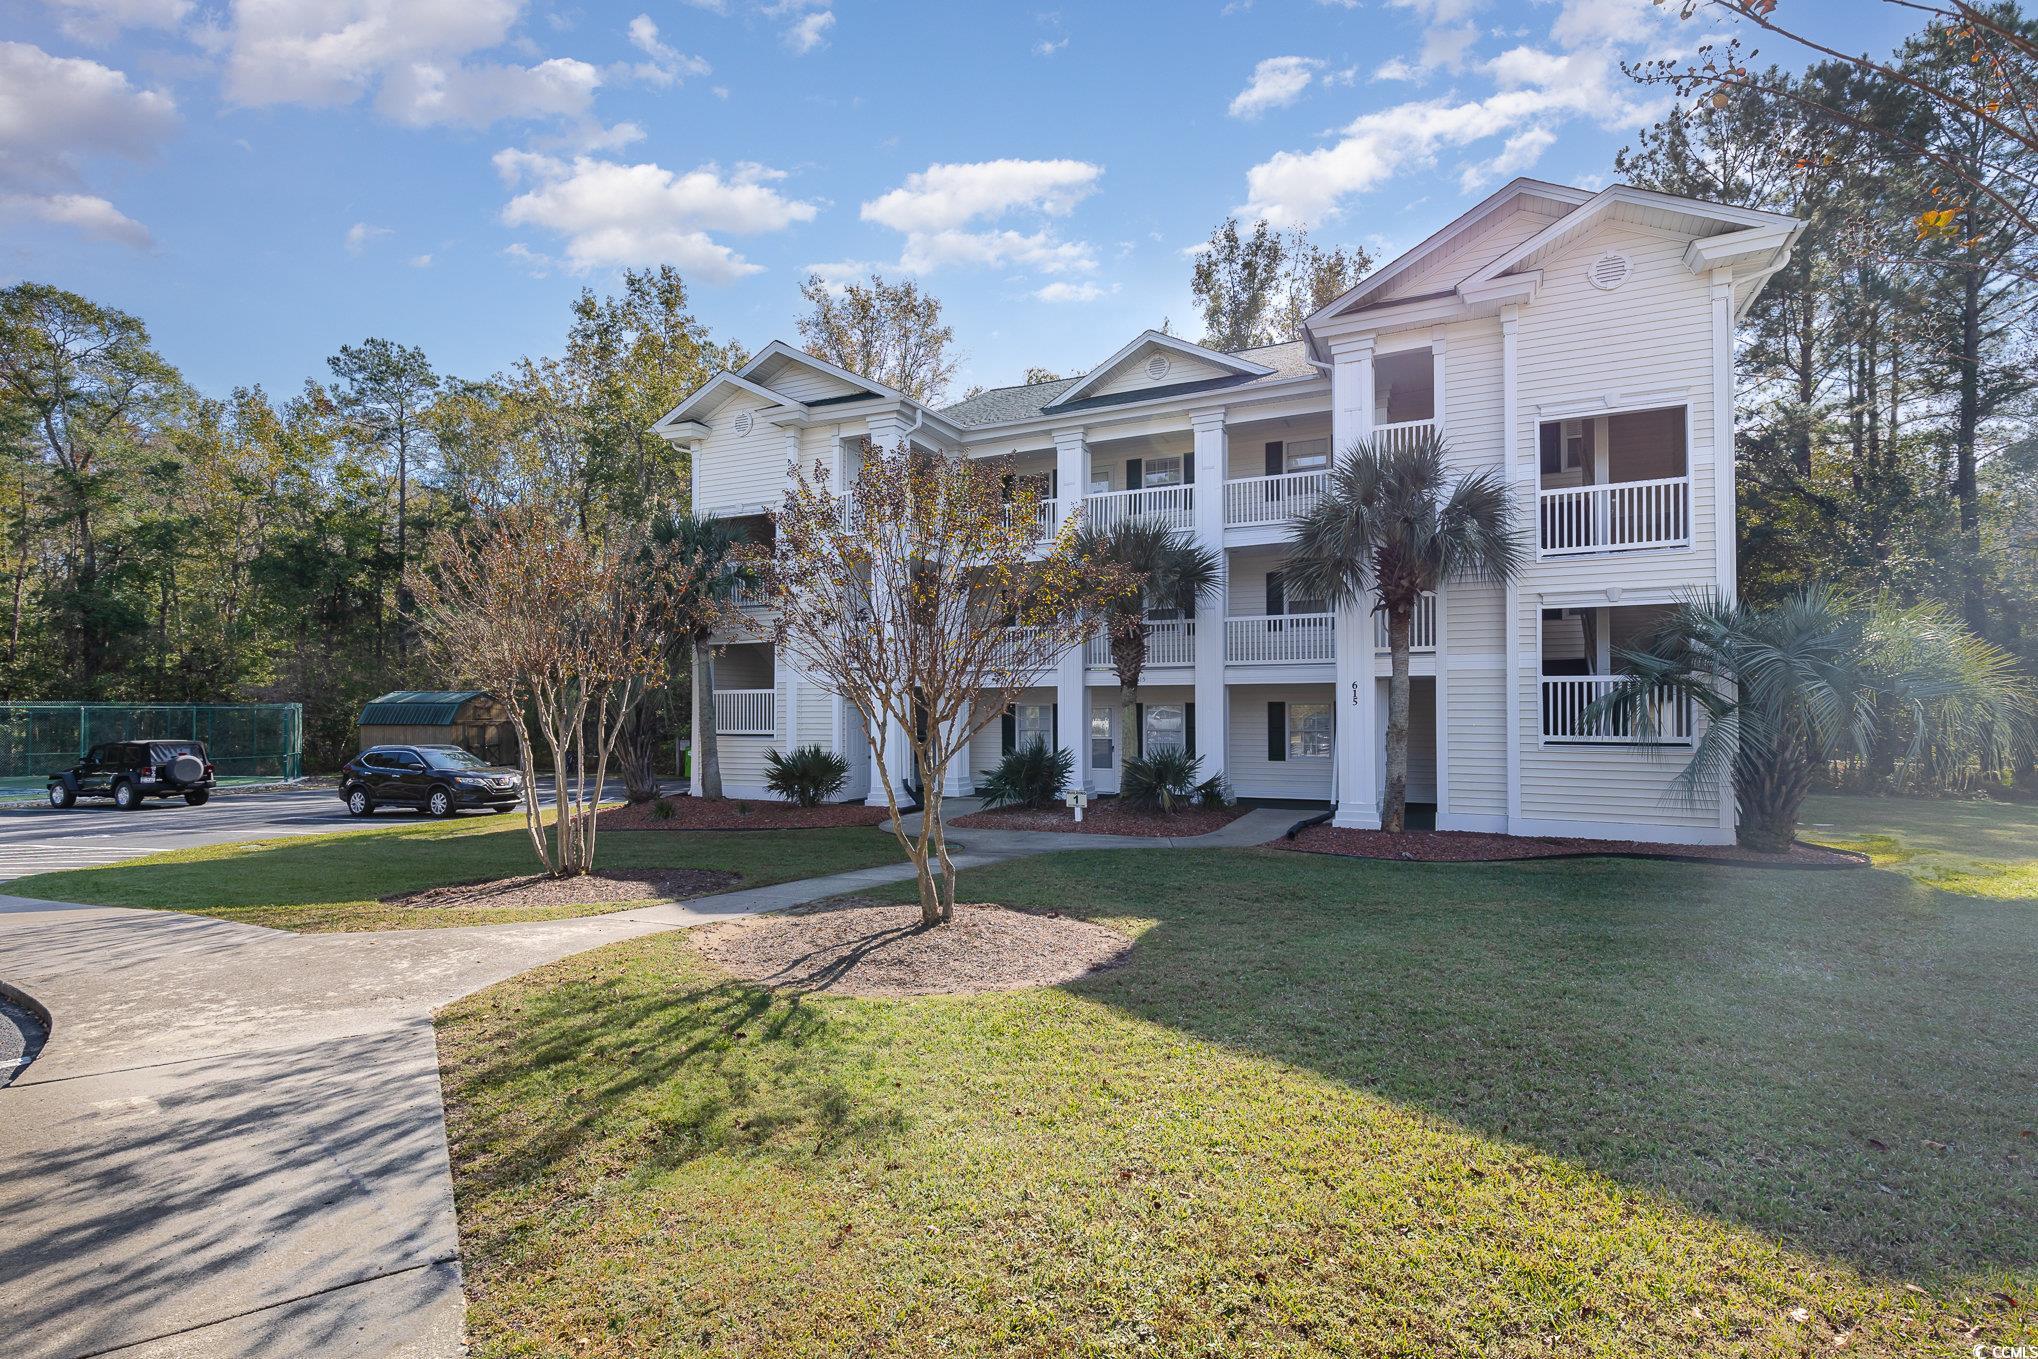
[
  {"left": 1799, "top": 792, "right": 2038, "bottom": 898},
  {"left": 3, "top": 818, "right": 907, "bottom": 931},
  {"left": 438, "top": 799, "right": 2037, "bottom": 1358}
]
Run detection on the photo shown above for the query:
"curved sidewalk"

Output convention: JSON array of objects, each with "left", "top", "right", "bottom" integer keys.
[{"left": 0, "top": 809, "right": 1292, "bottom": 1358}]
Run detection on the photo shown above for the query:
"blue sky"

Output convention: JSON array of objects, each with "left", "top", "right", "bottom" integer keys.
[{"left": 4, "top": 0, "right": 1910, "bottom": 402}]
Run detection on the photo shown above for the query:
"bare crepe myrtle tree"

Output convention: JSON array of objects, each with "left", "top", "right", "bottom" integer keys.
[
  {"left": 766, "top": 439, "right": 1120, "bottom": 926},
  {"left": 410, "top": 502, "right": 702, "bottom": 877}
]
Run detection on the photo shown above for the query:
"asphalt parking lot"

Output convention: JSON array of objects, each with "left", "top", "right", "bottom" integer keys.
[{"left": 0, "top": 781, "right": 648, "bottom": 882}]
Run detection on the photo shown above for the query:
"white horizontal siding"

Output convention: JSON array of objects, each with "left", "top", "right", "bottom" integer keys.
[
  {"left": 764, "top": 365, "right": 863, "bottom": 404},
  {"left": 693, "top": 394, "right": 791, "bottom": 515},
  {"left": 1089, "top": 347, "right": 1236, "bottom": 398},
  {"left": 1380, "top": 204, "right": 1568, "bottom": 304},
  {"left": 1225, "top": 420, "right": 1332, "bottom": 480},
  {"left": 1514, "top": 671, "right": 1723, "bottom": 830},
  {"left": 1227, "top": 684, "right": 1335, "bottom": 801},
  {"left": 1445, "top": 669, "right": 1505, "bottom": 818}
]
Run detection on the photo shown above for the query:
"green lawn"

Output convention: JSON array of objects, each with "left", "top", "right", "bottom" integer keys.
[
  {"left": 5, "top": 819, "right": 906, "bottom": 931},
  {"left": 1800, "top": 792, "right": 2038, "bottom": 898},
  {"left": 438, "top": 801, "right": 2037, "bottom": 1358}
]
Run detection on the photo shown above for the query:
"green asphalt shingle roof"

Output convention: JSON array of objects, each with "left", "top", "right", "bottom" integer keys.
[{"left": 358, "top": 691, "right": 488, "bottom": 727}]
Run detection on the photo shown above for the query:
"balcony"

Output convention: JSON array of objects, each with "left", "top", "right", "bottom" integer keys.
[
  {"left": 1004, "top": 497, "right": 1060, "bottom": 541},
  {"left": 1372, "top": 416, "right": 1438, "bottom": 455},
  {"left": 1083, "top": 484, "right": 1193, "bottom": 535},
  {"left": 712, "top": 688, "right": 775, "bottom": 736},
  {"left": 1086, "top": 619, "right": 1196, "bottom": 669},
  {"left": 1540, "top": 676, "right": 1693, "bottom": 745},
  {"left": 1226, "top": 613, "right": 1333, "bottom": 664},
  {"left": 1224, "top": 471, "right": 1326, "bottom": 528},
  {"left": 1538, "top": 476, "right": 1692, "bottom": 556},
  {"left": 1373, "top": 592, "right": 1438, "bottom": 652}
]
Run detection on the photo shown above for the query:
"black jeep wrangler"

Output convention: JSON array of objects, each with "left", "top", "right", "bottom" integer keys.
[{"left": 48, "top": 740, "right": 216, "bottom": 810}]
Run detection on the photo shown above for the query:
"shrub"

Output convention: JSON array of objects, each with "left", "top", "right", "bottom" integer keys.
[
  {"left": 1196, "top": 772, "right": 1233, "bottom": 810},
  {"left": 978, "top": 741, "right": 1072, "bottom": 810},
  {"left": 651, "top": 798, "right": 676, "bottom": 821},
  {"left": 1120, "top": 747, "right": 1206, "bottom": 814},
  {"left": 765, "top": 744, "right": 850, "bottom": 807}
]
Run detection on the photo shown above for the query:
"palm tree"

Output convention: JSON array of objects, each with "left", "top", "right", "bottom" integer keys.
[
  {"left": 1287, "top": 428, "right": 1524, "bottom": 833},
  {"left": 1595, "top": 587, "right": 2031, "bottom": 851},
  {"left": 1074, "top": 518, "right": 1222, "bottom": 764},
  {"left": 651, "top": 510, "right": 760, "bottom": 801}
]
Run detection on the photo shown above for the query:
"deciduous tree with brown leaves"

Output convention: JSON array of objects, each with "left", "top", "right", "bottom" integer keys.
[
  {"left": 766, "top": 440, "right": 1119, "bottom": 925},
  {"left": 409, "top": 503, "right": 702, "bottom": 877}
]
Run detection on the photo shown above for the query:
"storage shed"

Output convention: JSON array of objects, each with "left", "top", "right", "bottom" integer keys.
[{"left": 357, "top": 691, "right": 518, "bottom": 765}]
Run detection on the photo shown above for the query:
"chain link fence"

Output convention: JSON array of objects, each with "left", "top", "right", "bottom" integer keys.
[{"left": 0, "top": 704, "right": 303, "bottom": 792}]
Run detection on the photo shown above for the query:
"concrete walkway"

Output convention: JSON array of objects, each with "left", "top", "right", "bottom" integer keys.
[{"left": 0, "top": 809, "right": 1293, "bottom": 1358}]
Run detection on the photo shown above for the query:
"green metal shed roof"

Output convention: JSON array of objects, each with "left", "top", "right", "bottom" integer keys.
[{"left": 358, "top": 690, "right": 489, "bottom": 727}]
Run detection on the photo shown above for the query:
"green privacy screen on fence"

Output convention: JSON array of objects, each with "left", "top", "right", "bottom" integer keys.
[{"left": 0, "top": 704, "right": 304, "bottom": 790}]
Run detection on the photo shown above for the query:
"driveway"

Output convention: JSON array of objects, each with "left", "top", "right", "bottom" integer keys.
[{"left": 0, "top": 809, "right": 1295, "bottom": 1357}]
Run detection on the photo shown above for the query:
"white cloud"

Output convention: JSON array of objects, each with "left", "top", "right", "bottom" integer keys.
[
  {"left": 1228, "top": 56, "right": 1322, "bottom": 119},
  {"left": 1035, "top": 281, "right": 1112, "bottom": 303},
  {"left": 408, "top": 252, "right": 434, "bottom": 267},
  {"left": 1457, "top": 125, "right": 1556, "bottom": 191},
  {"left": 771, "top": 3, "right": 834, "bottom": 55},
  {"left": 1035, "top": 37, "right": 1068, "bottom": 57},
  {"left": 37, "top": 0, "right": 192, "bottom": 44},
  {"left": 899, "top": 228, "right": 1095, "bottom": 276},
  {"left": 345, "top": 221, "right": 392, "bottom": 253},
  {"left": 0, "top": 42, "right": 175, "bottom": 250},
  {"left": 0, "top": 191, "right": 152, "bottom": 248},
  {"left": 863, "top": 159, "right": 1101, "bottom": 233},
  {"left": 377, "top": 57, "right": 603, "bottom": 127},
  {"left": 499, "top": 154, "right": 817, "bottom": 281},
  {"left": 626, "top": 14, "right": 711, "bottom": 85}
]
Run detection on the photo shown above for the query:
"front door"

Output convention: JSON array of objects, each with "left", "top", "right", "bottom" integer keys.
[{"left": 1089, "top": 703, "right": 1118, "bottom": 794}]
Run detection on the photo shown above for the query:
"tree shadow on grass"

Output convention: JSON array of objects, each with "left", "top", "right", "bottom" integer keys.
[{"left": 1027, "top": 848, "right": 2038, "bottom": 1287}]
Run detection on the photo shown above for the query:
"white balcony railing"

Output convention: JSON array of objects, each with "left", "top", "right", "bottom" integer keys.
[
  {"left": 1540, "top": 676, "right": 1694, "bottom": 745},
  {"left": 1539, "top": 476, "right": 1692, "bottom": 556},
  {"left": 1223, "top": 470, "right": 1328, "bottom": 528},
  {"left": 1373, "top": 417, "right": 1438, "bottom": 454},
  {"left": 1004, "top": 498, "right": 1059, "bottom": 541},
  {"left": 713, "top": 688, "right": 775, "bottom": 736},
  {"left": 1225, "top": 613, "right": 1334, "bottom": 664},
  {"left": 1083, "top": 485, "right": 1194, "bottom": 535},
  {"left": 1086, "top": 619, "right": 1196, "bottom": 669},
  {"left": 1374, "top": 592, "right": 1438, "bottom": 652}
]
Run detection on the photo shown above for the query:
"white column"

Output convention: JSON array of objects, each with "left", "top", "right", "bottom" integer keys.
[
  {"left": 1711, "top": 266, "right": 1739, "bottom": 841},
  {"left": 1330, "top": 338, "right": 1379, "bottom": 829},
  {"left": 863, "top": 409, "right": 914, "bottom": 806},
  {"left": 1500, "top": 305, "right": 1526, "bottom": 834},
  {"left": 1054, "top": 425, "right": 1093, "bottom": 792},
  {"left": 689, "top": 669, "right": 705, "bottom": 797},
  {"left": 1190, "top": 408, "right": 1228, "bottom": 786},
  {"left": 1053, "top": 427, "right": 1089, "bottom": 531},
  {"left": 939, "top": 713, "right": 973, "bottom": 797}
]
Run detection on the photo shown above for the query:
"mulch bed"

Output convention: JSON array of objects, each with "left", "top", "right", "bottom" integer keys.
[
  {"left": 599, "top": 798, "right": 891, "bottom": 831},
  {"left": 382, "top": 867, "right": 741, "bottom": 912},
  {"left": 691, "top": 898, "right": 1134, "bottom": 997},
  {"left": 1281, "top": 825, "right": 1868, "bottom": 869},
  {"left": 951, "top": 800, "right": 1247, "bottom": 838}
]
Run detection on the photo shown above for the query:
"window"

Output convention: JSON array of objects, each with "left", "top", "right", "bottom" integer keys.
[
  {"left": 1016, "top": 704, "right": 1054, "bottom": 750},
  {"left": 1090, "top": 708, "right": 1114, "bottom": 768},
  {"left": 1284, "top": 438, "right": 1330, "bottom": 474},
  {"left": 1266, "top": 569, "right": 1325, "bottom": 619},
  {"left": 1288, "top": 702, "right": 1333, "bottom": 759},
  {"left": 1143, "top": 703, "right": 1186, "bottom": 755},
  {"left": 1088, "top": 468, "right": 1113, "bottom": 494},
  {"left": 1539, "top": 419, "right": 1591, "bottom": 476},
  {"left": 387, "top": 750, "right": 425, "bottom": 771},
  {"left": 1142, "top": 456, "right": 1184, "bottom": 488}
]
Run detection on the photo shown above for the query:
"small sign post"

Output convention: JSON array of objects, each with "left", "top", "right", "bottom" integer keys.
[{"left": 1063, "top": 788, "right": 1089, "bottom": 824}]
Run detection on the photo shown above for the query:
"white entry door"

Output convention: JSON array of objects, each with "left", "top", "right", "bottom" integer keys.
[{"left": 1089, "top": 702, "right": 1119, "bottom": 794}]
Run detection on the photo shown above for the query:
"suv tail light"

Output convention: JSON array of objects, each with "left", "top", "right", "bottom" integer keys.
[{"left": 203, "top": 762, "right": 214, "bottom": 778}]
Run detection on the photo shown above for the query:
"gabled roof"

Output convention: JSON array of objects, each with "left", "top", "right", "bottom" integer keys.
[
  {"left": 1457, "top": 184, "right": 1801, "bottom": 291},
  {"left": 737, "top": 340, "right": 910, "bottom": 404},
  {"left": 1306, "top": 177, "right": 1593, "bottom": 328},
  {"left": 1042, "top": 330, "right": 1276, "bottom": 411},
  {"left": 938, "top": 341, "right": 1315, "bottom": 429},
  {"left": 359, "top": 691, "right": 488, "bottom": 726},
  {"left": 651, "top": 370, "right": 796, "bottom": 438}
]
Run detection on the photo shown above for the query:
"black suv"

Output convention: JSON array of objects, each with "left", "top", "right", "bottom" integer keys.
[
  {"left": 49, "top": 740, "right": 216, "bottom": 810},
  {"left": 339, "top": 744, "right": 522, "bottom": 818}
]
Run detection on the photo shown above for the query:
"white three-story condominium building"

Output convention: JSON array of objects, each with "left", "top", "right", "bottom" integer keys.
[{"left": 653, "top": 179, "right": 1802, "bottom": 845}]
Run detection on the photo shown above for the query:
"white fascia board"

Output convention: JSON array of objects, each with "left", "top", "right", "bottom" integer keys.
[
  {"left": 1043, "top": 329, "right": 1276, "bottom": 411},
  {"left": 1682, "top": 222, "right": 1798, "bottom": 272},
  {"left": 1462, "top": 185, "right": 1803, "bottom": 292},
  {"left": 1455, "top": 271, "right": 1542, "bottom": 308},
  {"left": 737, "top": 339, "right": 911, "bottom": 403},
  {"left": 1309, "top": 291, "right": 1477, "bottom": 343},
  {"left": 954, "top": 372, "right": 1326, "bottom": 449},
  {"left": 651, "top": 370, "right": 800, "bottom": 438},
  {"left": 1303, "top": 177, "right": 1595, "bottom": 337}
]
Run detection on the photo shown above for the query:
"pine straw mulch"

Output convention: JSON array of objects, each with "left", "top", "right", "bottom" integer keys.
[
  {"left": 382, "top": 867, "right": 741, "bottom": 912},
  {"left": 599, "top": 798, "right": 891, "bottom": 831},
  {"left": 1281, "top": 825, "right": 1868, "bottom": 869},
  {"left": 690, "top": 898, "right": 1135, "bottom": 997},
  {"left": 950, "top": 800, "right": 1247, "bottom": 838}
]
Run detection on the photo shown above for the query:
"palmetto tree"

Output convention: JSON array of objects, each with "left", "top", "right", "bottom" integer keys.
[
  {"left": 1075, "top": 519, "right": 1222, "bottom": 763},
  {"left": 1287, "top": 429, "right": 1524, "bottom": 833},
  {"left": 651, "top": 510, "right": 760, "bottom": 801},
  {"left": 1595, "top": 587, "right": 2032, "bottom": 852}
]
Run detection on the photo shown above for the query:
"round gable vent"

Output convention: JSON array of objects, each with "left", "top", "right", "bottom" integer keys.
[
  {"left": 1588, "top": 252, "right": 1632, "bottom": 291},
  {"left": 732, "top": 409, "right": 754, "bottom": 436},
  {"left": 1145, "top": 353, "right": 1171, "bottom": 381}
]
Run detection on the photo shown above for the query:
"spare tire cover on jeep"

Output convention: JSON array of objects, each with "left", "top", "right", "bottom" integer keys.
[{"left": 167, "top": 753, "right": 205, "bottom": 783}]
